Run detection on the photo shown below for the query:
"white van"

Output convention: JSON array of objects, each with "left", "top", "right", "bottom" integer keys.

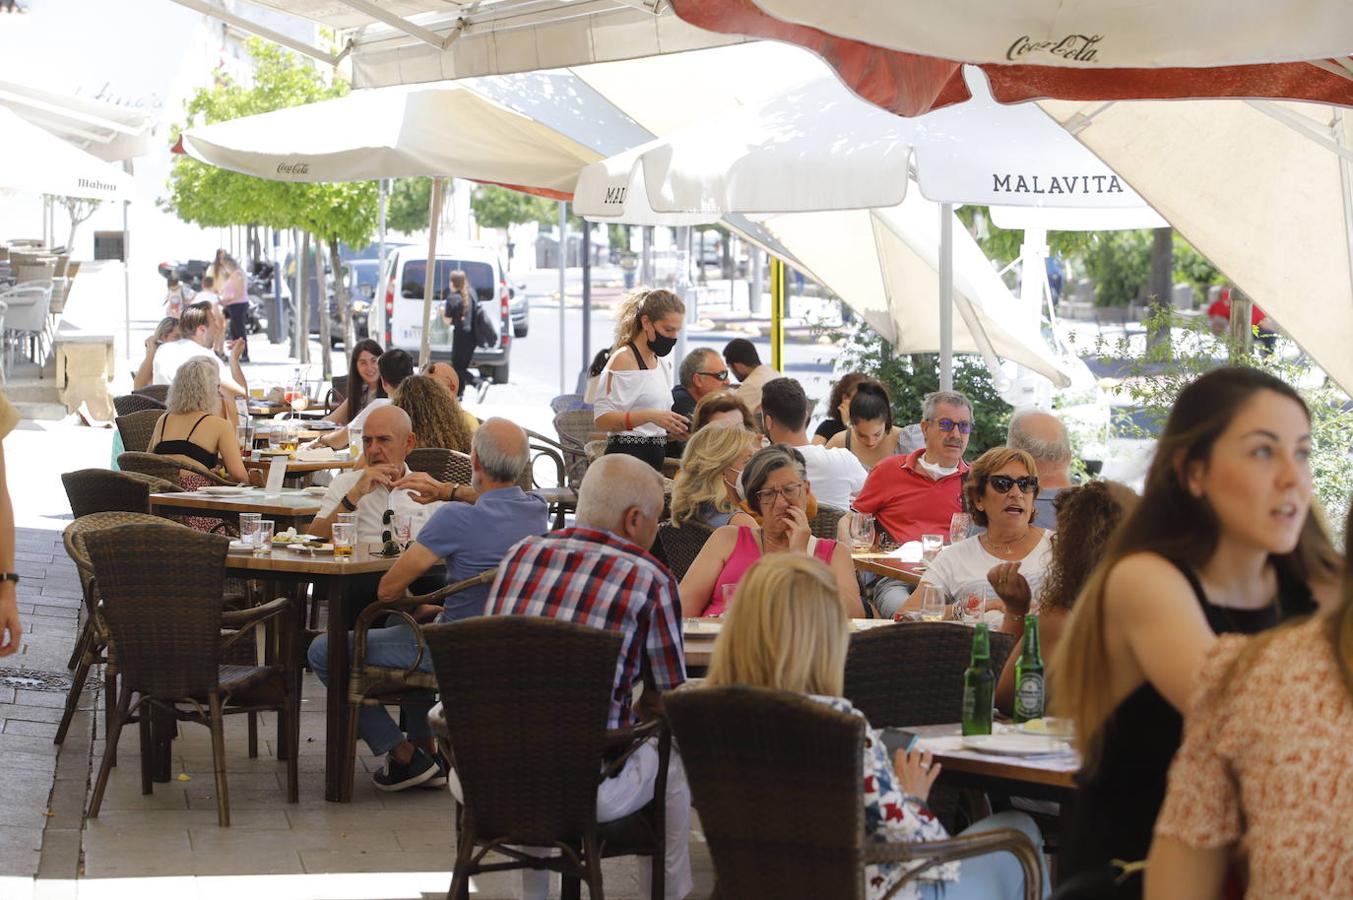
[{"left": 370, "top": 242, "right": 513, "bottom": 384}]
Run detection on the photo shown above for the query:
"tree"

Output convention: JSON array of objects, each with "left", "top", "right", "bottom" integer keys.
[
  {"left": 387, "top": 177, "right": 431, "bottom": 233},
  {"left": 471, "top": 184, "right": 558, "bottom": 229},
  {"left": 49, "top": 196, "right": 100, "bottom": 251},
  {"left": 165, "top": 39, "right": 377, "bottom": 372}
]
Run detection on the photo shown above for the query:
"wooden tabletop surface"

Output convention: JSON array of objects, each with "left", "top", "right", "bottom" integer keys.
[
  {"left": 224, "top": 540, "right": 399, "bottom": 575},
  {"left": 851, "top": 553, "right": 925, "bottom": 584},
  {"left": 683, "top": 617, "right": 895, "bottom": 668},
  {"left": 150, "top": 488, "right": 324, "bottom": 517},
  {"left": 242, "top": 455, "right": 358, "bottom": 474}
]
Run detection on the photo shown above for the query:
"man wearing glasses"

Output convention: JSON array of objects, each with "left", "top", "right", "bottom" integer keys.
[
  {"left": 852, "top": 390, "right": 975, "bottom": 617},
  {"left": 667, "top": 348, "right": 730, "bottom": 457}
]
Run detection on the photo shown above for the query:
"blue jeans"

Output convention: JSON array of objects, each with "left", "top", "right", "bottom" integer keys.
[
  {"left": 307, "top": 622, "right": 434, "bottom": 757},
  {"left": 919, "top": 810, "right": 1050, "bottom": 900}
]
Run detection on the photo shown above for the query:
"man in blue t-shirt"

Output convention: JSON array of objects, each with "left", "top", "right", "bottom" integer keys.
[{"left": 306, "top": 417, "right": 548, "bottom": 792}]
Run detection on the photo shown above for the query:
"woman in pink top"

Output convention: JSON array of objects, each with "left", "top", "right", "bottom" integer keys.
[
  {"left": 1146, "top": 506, "right": 1353, "bottom": 899},
  {"left": 679, "top": 444, "right": 865, "bottom": 618}
]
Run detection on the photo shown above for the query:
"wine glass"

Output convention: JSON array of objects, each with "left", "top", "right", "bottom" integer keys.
[
  {"left": 917, "top": 584, "right": 945, "bottom": 623},
  {"left": 847, "top": 511, "right": 875, "bottom": 552},
  {"left": 958, "top": 587, "right": 989, "bottom": 624},
  {"left": 921, "top": 533, "right": 945, "bottom": 566},
  {"left": 949, "top": 512, "right": 972, "bottom": 545}
]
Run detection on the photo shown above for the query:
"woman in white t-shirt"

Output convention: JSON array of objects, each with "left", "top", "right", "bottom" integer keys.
[
  {"left": 914, "top": 447, "right": 1053, "bottom": 618},
  {"left": 592, "top": 288, "right": 689, "bottom": 472}
]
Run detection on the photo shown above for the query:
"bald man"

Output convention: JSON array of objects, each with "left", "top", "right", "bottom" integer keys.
[
  {"left": 486, "top": 453, "right": 691, "bottom": 900},
  {"left": 308, "top": 405, "right": 443, "bottom": 543},
  {"left": 309, "top": 417, "right": 548, "bottom": 793},
  {"left": 1007, "top": 407, "right": 1074, "bottom": 530}
]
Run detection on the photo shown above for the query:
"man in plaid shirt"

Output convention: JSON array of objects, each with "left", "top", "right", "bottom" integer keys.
[{"left": 486, "top": 454, "right": 692, "bottom": 900}]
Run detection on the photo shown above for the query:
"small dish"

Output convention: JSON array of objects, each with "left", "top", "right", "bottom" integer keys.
[
  {"left": 200, "top": 486, "right": 250, "bottom": 496},
  {"left": 288, "top": 543, "right": 334, "bottom": 554},
  {"left": 303, "top": 485, "right": 329, "bottom": 496}
]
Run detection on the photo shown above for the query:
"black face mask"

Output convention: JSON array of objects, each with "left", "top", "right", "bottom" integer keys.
[{"left": 649, "top": 331, "right": 678, "bottom": 357}]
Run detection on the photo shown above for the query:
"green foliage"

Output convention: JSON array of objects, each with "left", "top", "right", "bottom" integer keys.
[
  {"left": 832, "top": 322, "right": 1012, "bottom": 456},
  {"left": 165, "top": 38, "right": 376, "bottom": 249},
  {"left": 1102, "top": 307, "right": 1353, "bottom": 538},
  {"left": 471, "top": 185, "right": 558, "bottom": 230},
  {"left": 1079, "top": 230, "right": 1152, "bottom": 308},
  {"left": 955, "top": 207, "right": 1096, "bottom": 268},
  {"left": 387, "top": 177, "right": 431, "bottom": 233},
  {"left": 1172, "top": 237, "right": 1225, "bottom": 304}
]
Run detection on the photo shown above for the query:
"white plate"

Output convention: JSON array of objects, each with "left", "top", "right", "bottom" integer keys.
[
  {"left": 1014, "top": 717, "right": 1074, "bottom": 738},
  {"left": 303, "top": 485, "right": 329, "bottom": 496},
  {"left": 288, "top": 543, "right": 334, "bottom": 554},
  {"left": 200, "top": 486, "right": 251, "bottom": 496},
  {"left": 273, "top": 532, "right": 317, "bottom": 543},
  {"left": 960, "top": 734, "right": 1068, "bottom": 756}
]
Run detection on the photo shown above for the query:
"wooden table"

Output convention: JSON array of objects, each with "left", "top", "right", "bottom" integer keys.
[
  {"left": 909, "top": 723, "right": 1079, "bottom": 799},
  {"left": 226, "top": 541, "right": 400, "bottom": 802},
  {"left": 852, "top": 553, "right": 925, "bottom": 584},
  {"left": 683, "top": 617, "right": 897, "bottom": 669},
  {"left": 243, "top": 455, "right": 358, "bottom": 476},
  {"left": 149, "top": 488, "right": 323, "bottom": 533}
]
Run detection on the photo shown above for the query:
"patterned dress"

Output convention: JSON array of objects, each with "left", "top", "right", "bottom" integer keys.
[{"left": 809, "top": 695, "right": 957, "bottom": 900}]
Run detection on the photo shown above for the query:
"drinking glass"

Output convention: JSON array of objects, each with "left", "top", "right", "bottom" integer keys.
[
  {"left": 958, "top": 588, "right": 988, "bottom": 624},
  {"left": 392, "top": 512, "right": 412, "bottom": 547},
  {"left": 254, "top": 520, "right": 274, "bottom": 555},
  {"left": 239, "top": 512, "right": 261, "bottom": 547},
  {"left": 921, "top": 533, "right": 945, "bottom": 565},
  {"left": 917, "top": 584, "right": 945, "bottom": 623},
  {"left": 287, "top": 383, "right": 309, "bottom": 415},
  {"left": 237, "top": 422, "right": 255, "bottom": 455},
  {"left": 949, "top": 512, "right": 972, "bottom": 545},
  {"left": 332, "top": 523, "right": 355, "bottom": 558},
  {"left": 279, "top": 420, "right": 300, "bottom": 452},
  {"left": 847, "top": 511, "right": 875, "bottom": 552},
  {"left": 336, "top": 512, "right": 357, "bottom": 530},
  {"left": 348, "top": 426, "right": 363, "bottom": 458},
  {"left": 720, "top": 583, "right": 736, "bottom": 611}
]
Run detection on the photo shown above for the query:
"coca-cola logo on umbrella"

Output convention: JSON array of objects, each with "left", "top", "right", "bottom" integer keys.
[
  {"left": 276, "top": 161, "right": 310, "bottom": 176},
  {"left": 1007, "top": 34, "right": 1104, "bottom": 63}
]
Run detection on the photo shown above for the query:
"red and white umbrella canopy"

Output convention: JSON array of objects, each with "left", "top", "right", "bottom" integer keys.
[{"left": 670, "top": 0, "right": 1353, "bottom": 116}]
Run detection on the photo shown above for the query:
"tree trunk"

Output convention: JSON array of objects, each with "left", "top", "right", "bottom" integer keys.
[
  {"left": 298, "top": 231, "right": 310, "bottom": 364},
  {"left": 329, "top": 236, "right": 355, "bottom": 352},
  {"left": 314, "top": 233, "right": 332, "bottom": 378},
  {"left": 1147, "top": 227, "right": 1173, "bottom": 352}
]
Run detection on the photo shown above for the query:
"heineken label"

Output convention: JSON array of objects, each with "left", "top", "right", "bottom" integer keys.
[{"left": 1015, "top": 672, "right": 1045, "bottom": 719}]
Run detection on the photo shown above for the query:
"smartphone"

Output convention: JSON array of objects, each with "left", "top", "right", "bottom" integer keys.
[{"left": 880, "top": 728, "right": 920, "bottom": 757}]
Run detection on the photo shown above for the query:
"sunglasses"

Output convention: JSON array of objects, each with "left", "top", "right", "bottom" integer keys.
[
  {"left": 697, "top": 370, "right": 730, "bottom": 382},
  {"left": 930, "top": 418, "right": 973, "bottom": 435},
  {"left": 379, "top": 509, "right": 402, "bottom": 557},
  {"left": 987, "top": 474, "right": 1039, "bottom": 494}
]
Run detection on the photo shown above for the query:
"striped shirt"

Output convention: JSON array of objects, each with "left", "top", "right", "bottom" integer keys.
[{"left": 486, "top": 527, "right": 686, "bottom": 729}]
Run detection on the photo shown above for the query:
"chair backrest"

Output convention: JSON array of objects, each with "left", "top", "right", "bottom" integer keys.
[
  {"left": 117, "top": 451, "right": 231, "bottom": 487},
  {"left": 115, "top": 409, "right": 164, "bottom": 454},
  {"left": 406, "top": 447, "right": 469, "bottom": 484},
  {"left": 64, "top": 511, "right": 171, "bottom": 603},
  {"left": 552, "top": 409, "right": 598, "bottom": 486},
  {"left": 2, "top": 285, "right": 51, "bottom": 332},
  {"left": 843, "top": 623, "right": 1015, "bottom": 727},
  {"left": 113, "top": 393, "right": 166, "bottom": 417},
  {"left": 810, "top": 503, "right": 848, "bottom": 541},
  {"left": 665, "top": 686, "right": 868, "bottom": 900},
  {"left": 85, "top": 523, "right": 230, "bottom": 699},
  {"left": 549, "top": 393, "right": 591, "bottom": 415},
  {"left": 657, "top": 521, "right": 714, "bottom": 581},
  {"left": 424, "top": 617, "right": 622, "bottom": 846},
  {"left": 133, "top": 384, "right": 170, "bottom": 403},
  {"left": 326, "top": 374, "right": 349, "bottom": 412},
  {"left": 61, "top": 469, "right": 168, "bottom": 518}
]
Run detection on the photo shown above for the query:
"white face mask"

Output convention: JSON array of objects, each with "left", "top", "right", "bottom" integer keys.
[{"left": 916, "top": 455, "right": 960, "bottom": 479}]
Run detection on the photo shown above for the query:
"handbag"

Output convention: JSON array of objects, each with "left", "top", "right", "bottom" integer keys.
[{"left": 472, "top": 298, "right": 498, "bottom": 347}]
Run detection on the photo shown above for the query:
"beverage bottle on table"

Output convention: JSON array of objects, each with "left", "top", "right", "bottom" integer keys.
[
  {"left": 1013, "top": 614, "right": 1045, "bottom": 724},
  {"left": 961, "top": 623, "right": 994, "bottom": 736}
]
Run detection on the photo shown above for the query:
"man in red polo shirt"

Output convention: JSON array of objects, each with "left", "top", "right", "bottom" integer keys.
[{"left": 853, "top": 389, "right": 973, "bottom": 616}]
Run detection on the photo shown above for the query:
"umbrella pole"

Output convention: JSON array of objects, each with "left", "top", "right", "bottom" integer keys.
[
  {"left": 581, "top": 220, "right": 592, "bottom": 388},
  {"left": 419, "top": 177, "right": 445, "bottom": 368},
  {"left": 939, "top": 203, "right": 954, "bottom": 392},
  {"left": 123, "top": 199, "right": 131, "bottom": 358},
  {"left": 770, "top": 256, "right": 785, "bottom": 371},
  {"left": 558, "top": 200, "right": 567, "bottom": 395}
]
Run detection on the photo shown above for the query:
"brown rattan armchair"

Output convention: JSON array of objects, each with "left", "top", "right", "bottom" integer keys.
[
  {"left": 524, "top": 429, "right": 580, "bottom": 528},
  {"left": 113, "top": 393, "right": 166, "bottom": 417},
  {"left": 115, "top": 409, "right": 164, "bottom": 454},
  {"left": 132, "top": 383, "right": 170, "bottom": 403},
  {"left": 657, "top": 521, "right": 715, "bottom": 581},
  {"left": 61, "top": 468, "right": 179, "bottom": 520},
  {"left": 810, "top": 503, "right": 849, "bottom": 541},
  {"left": 84, "top": 523, "right": 299, "bottom": 826},
  {"left": 424, "top": 616, "right": 671, "bottom": 900},
  {"left": 338, "top": 569, "right": 497, "bottom": 802},
  {"left": 324, "top": 374, "right": 349, "bottom": 413},
  {"left": 117, "top": 451, "right": 238, "bottom": 487},
  {"left": 843, "top": 623, "right": 1016, "bottom": 728},
  {"left": 665, "top": 685, "right": 1042, "bottom": 900},
  {"left": 406, "top": 447, "right": 470, "bottom": 484}
]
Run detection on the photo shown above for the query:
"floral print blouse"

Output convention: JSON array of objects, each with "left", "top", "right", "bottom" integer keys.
[{"left": 810, "top": 695, "right": 957, "bottom": 900}]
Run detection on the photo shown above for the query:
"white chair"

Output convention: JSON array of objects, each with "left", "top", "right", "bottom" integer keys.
[{"left": 1, "top": 281, "right": 54, "bottom": 374}]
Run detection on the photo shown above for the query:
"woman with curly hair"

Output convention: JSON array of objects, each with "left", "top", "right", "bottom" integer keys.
[
  {"left": 991, "top": 480, "right": 1138, "bottom": 714},
  {"left": 392, "top": 374, "right": 474, "bottom": 453}
]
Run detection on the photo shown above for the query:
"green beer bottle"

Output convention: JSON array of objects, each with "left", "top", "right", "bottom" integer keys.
[
  {"left": 1013, "top": 614, "right": 1045, "bottom": 723},
  {"left": 961, "top": 623, "right": 994, "bottom": 736}
]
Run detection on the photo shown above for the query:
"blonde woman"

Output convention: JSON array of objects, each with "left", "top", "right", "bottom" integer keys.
[
  {"left": 669, "top": 424, "right": 757, "bottom": 530},
  {"left": 392, "top": 374, "right": 473, "bottom": 453},
  {"left": 1051, "top": 367, "right": 1341, "bottom": 898},
  {"left": 706, "top": 555, "right": 1047, "bottom": 900},
  {"left": 593, "top": 288, "right": 688, "bottom": 471},
  {"left": 443, "top": 269, "right": 476, "bottom": 399}
]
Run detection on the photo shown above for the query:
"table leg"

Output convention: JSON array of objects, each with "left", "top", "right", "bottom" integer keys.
[{"left": 323, "top": 576, "right": 349, "bottom": 802}]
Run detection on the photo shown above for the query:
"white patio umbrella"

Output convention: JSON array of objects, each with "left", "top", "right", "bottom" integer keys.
[
  {"left": 0, "top": 106, "right": 132, "bottom": 201},
  {"left": 1037, "top": 95, "right": 1353, "bottom": 395}
]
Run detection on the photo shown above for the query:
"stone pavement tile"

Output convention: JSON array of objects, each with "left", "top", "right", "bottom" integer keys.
[
  {"left": 83, "top": 822, "right": 192, "bottom": 857},
  {"left": 392, "top": 828, "right": 456, "bottom": 853},
  {"left": 0, "top": 686, "right": 14, "bottom": 704},
  {"left": 84, "top": 847, "right": 306, "bottom": 880},
  {"left": 3, "top": 749, "right": 58, "bottom": 773},
  {"left": 189, "top": 826, "right": 401, "bottom": 856},
  {"left": 0, "top": 732, "right": 60, "bottom": 756},
  {"left": 297, "top": 849, "right": 453, "bottom": 875},
  {"left": 5, "top": 718, "right": 61, "bottom": 737},
  {"left": 0, "top": 703, "right": 66, "bottom": 724},
  {"left": 0, "top": 824, "right": 43, "bottom": 877},
  {"left": 13, "top": 690, "right": 70, "bottom": 710},
  {"left": 284, "top": 806, "right": 451, "bottom": 833},
  {"left": 83, "top": 775, "right": 189, "bottom": 811}
]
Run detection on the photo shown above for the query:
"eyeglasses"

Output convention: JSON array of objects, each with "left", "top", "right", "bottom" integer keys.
[
  {"left": 697, "top": 370, "right": 730, "bottom": 382},
  {"left": 755, "top": 482, "right": 804, "bottom": 506},
  {"left": 986, "top": 474, "right": 1039, "bottom": 494},
  {"left": 930, "top": 417, "right": 973, "bottom": 434}
]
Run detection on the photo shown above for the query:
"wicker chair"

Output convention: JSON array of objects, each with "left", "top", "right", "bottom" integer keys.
[
  {"left": 132, "top": 384, "right": 170, "bottom": 404},
  {"left": 665, "top": 685, "right": 1042, "bottom": 900},
  {"left": 113, "top": 393, "right": 166, "bottom": 417},
  {"left": 325, "top": 374, "right": 349, "bottom": 413},
  {"left": 524, "top": 429, "right": 580, "bottom": 528},
  {"left": 657, "top": 521, "right": 715, "bottom": 581},
  {"left": 553, "top": 409, "right": 601, "bottom": 488},
  {"left": 338, "top": 570, "right": 496, "bottom": 802},
  {"left": 60, "top": 469, "right": 179, "bottom": 519},
  {"left": 810, "top": 503, "right": 849, "bottom": 541},
  {"left": 843, "top": 623, "right": 1016, "bottom": 728},
  {"left": 425, "top": 616, "right": 670, "bottom": 900},
  {"left": 84, "top": 523, "right": 298, "bottom": 827},
  {"left": 406, "top": 447, "right": 470, "bottom": 485},
  {"left": 117, "top": 451, "right": 238, "bottom": 487},
  {"left": 115, "top": 409, "right": 164, "bottom": 454}
]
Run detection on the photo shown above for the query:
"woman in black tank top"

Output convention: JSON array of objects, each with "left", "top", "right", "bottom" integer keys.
[
  {"left": 1050, "top": 368, "right": 1341, "bottom": 898},
  {"left": 149, "top": 356, "right": 252, "bottom": 486}
]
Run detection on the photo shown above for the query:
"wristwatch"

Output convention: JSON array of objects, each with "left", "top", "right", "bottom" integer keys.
[
  {"left": 0, "top": 573, "right": 18, "bottom": 584},
  {"left": 340, "top": 495, "right": 357, "bottom": 512},
  {"left": 448, "top": 483, "right": 460, "bottom": 502}
]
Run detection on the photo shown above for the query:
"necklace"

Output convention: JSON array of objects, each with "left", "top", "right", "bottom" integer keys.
[{"left": 980, "top": 531, "right": 1029, "bottom": 558}]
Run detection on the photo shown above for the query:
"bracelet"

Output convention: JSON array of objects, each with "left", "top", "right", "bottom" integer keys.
[
  {"left": 340, "top": 495, "right": 357, "bottom": 512},
  {"left": 0, "top": 573, "right": 17, "bottom": 584},
  {"left": 624, "top": 412, "right": 633, "bottom": 430},
  {"left": 449, "top": 483, "right": 460, "bottom": 502}
]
